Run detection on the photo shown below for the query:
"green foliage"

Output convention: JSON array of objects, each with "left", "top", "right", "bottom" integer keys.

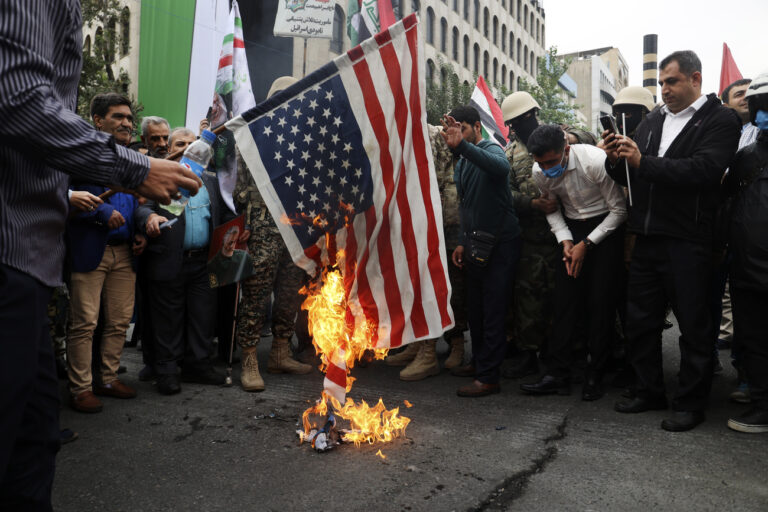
[
  {"left": 518, "top": 46, "right": 583, "bottom": 128},
  {"left": 425, "top": 60, "right": 475, "bottom": 125},
  {"left": 78, "top": 0, "right": 142, "bottom": 126}
]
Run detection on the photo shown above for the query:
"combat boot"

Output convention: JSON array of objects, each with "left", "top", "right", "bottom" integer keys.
[
  {"left": 268, "top": 337, "right": 312, "bottom": 374},
  {"left": 400, "top": 340, "right": 439, "bottom": 381},
  {"left": 384, "top": 342, "right": 420, "bottom": 366},
  {"left": 443, "top": 336, "right": 465, "bottom": 369},
  {"left": 241, "top": 346, "right": 265, "bottom": 392}
]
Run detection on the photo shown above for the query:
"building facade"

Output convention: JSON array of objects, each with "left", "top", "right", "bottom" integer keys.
[
  {"left": 299, "top": 0, "right": 547, "bottom": 94},
  {"left": 561, "top": 47, "right": 629, "bottom": 134}
]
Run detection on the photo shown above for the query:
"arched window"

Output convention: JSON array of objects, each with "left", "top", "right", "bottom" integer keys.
[
  {"left": 483, "top": 50, "right": 489, "bottom": 80},
  {"left": 530, "top": 13, "right": 534, "bottom": 35},
  {"left": 440, "top": 17, "right": 447, "bottom": 51},
  {"left": 517, "top": 0, "right": 521, "bottom": 22},
  {"left": 524, "top": 6, "right": 528, "bottom": 31},
  {"left": 330, "top": 5, "right": 345, "bottom": 53},
  {"left": 501, "top": 65, "right": 507, "bottom": 87},
  {"left": 530, "top": 51, "right": 536, "bottom": 77},
  {"left": 509, "top": 0, "right": 514, "bottom": 15},
  {"left": 463, "top": 0, "right": 470, "bottom": 20},
  {"left": 473, "top": 43, "right": 480, "bottom": 73},
  {"left": 493, "top": 58, "right": 498, "bottom": 85},
  {"left": 509, "top": 32, "right": 514, "bottom": 58},
  {"left": 536, "top": 19, "right": 540, "bottom": 43},
  {"left": 463, "top": 35, "right": 470, "bottom": 67},
  {"left": 517, "top": 39, "right": 522, "bottom": 65},
  {"left": 120, "top": 7, "right": 130, "bottom": 57},
  {"left": 523, "top": 44, "right": 528, "bottom": 71},
  {"left": 501, "top": 24, "right": 506, "bottom": 51},
  {"left": 453, "top": 0, "right": 459, "bottom": 12},
  {"left": 411, "top": 0, "right": 420, "bottom": 14},
  {"left": 473, "top": 0, "right": 480, "bottom": 29},
  {"left": 510, "top": 71, "right": 515, "bottom": 91},
  {"left": 517, "top": 76, "right": 523, "bottom": 91},
  {"left": 483, "top": 8, "right": 489, "bottom": 38},
  {"left": 492, "top": 16, "right": 498, "bottom": 45},
  {"left": 452, "top": 26, "right": 459, "bottom": 61},
  {"left": 426, "top": 7, "right": 435, "bottom": 44},
  {"left": 441, "top": 66, "right": 449, "bottom": 85},
  {"left": 541, "top": 25, "right": 545, "bottom": 46},
  {"left": 427, "top": 59, "right": 435, "bottom": 84},
  {"left": 83, "top": 35, "right": 91, "bottom": 56}
]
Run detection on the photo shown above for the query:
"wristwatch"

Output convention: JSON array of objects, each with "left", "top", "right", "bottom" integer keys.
[{"left": 581, "top": 237, "right": 595, "bottom": 250}]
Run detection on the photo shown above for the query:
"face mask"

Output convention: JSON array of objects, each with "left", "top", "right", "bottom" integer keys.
[
  {"left": 511, "top": 114, "right": 539, "bottom": 146},
  {"left": 542, "top": 150, "right": 567, "bottom": 179},
  {"left": 615, "top": 108, "right": 644, "bottom": 137},
  {"left": 755, "top": 110, "right": 768, "bottom": 131}
]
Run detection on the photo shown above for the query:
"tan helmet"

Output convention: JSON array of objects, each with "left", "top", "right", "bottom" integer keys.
[
  {"left": 267, "top": 76, "right": 299, "bottom": 99},
  {"left": 613, "top": 86, "right": 655, "bottom": 112},
  {"left": 502, "top": 91, "right": 540, "bottom": 122}
]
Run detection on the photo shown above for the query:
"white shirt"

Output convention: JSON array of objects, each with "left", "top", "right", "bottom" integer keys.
[
  {"left": 658, "top": 94, "right": 708, "bottom": 157},
  {"left": 533, "top": 144, "right": 628, "bottom": 245},
  {"left": 739, "top": 123, "right": 760, "bottom": 150}
]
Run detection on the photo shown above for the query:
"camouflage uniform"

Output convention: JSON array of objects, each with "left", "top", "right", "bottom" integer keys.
[
  {"left": 234, "top": 151, "right": 306, "bottom": 348},
  {"left": 506, "top": 138, "right": 560, "bottom": 352},
  {"left": 427, "top": 124, "right": 466, "bottom": 340}
]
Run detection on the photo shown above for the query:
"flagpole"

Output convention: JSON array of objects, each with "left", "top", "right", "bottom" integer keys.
[{"left": 302, "top": 37, "right": 309, "bottom": 77}]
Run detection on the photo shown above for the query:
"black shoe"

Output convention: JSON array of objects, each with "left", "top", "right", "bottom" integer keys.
[
  {"left": 156, "top": 374, "right": 181, "bottom": 395},
  {"left": 503, "top": 350, "right": 539, "bottom": 379},
  {"left": 60, "top": 428, "right": 79, "bottom": 445},
  {"left": 520, "top": 375, "right": 571, "bottom": 396},
  {"left": 117, "top": 365, "right": 127, "bottom": 375},
  {"left": 614, "top": 395, "right": 668, "bottom": 413},
  {"left": 582, "top": 376, "right": 604, "bottom": 401},
  {"left": 727, "top": 407, "right": 768, "bottom": 433},
  {"left": 181, "top": 367, "right": 226, "bottom": 386},
  {"left": 661, "top": 410, "right": 705, "bottom": 432}
]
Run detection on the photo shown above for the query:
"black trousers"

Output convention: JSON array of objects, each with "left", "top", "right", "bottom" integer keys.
[
  {"left": 216, "top": 283, "right": 238, "bottom": 361},
  {"left": 0, "top": 265, "right": 59, "bottom": 510},
  {"left": 466, "top": 236, "right": 521, "bottom": 384},
  {"left": 547, "top": 216, "right": 624, "bottom": 379},
  {"left": 626, "top": 235, "right": 715, "bottom": 411},
  {"left": 149, "top": 252, "right": 217, "bottom": 375},
  {"left": 731, "top": 287, "right": 768, "bottom": 411}
]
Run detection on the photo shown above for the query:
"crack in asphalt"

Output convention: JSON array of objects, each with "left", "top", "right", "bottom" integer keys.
[{"left": 468, "top": 414, "right": 569, "bottom": 512}]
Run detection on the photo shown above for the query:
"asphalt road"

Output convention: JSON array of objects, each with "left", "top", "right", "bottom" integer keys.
[{"left": 54, "top": 323, "right": 768, "bottom": 511}]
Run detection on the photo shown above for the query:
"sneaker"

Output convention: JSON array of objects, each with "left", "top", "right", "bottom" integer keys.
[
  {"left": 729, "top": 382, "right": 751, "bottom": 404},
  {"left": 727, "top": 408, "right": 768, "bottom": 433}
]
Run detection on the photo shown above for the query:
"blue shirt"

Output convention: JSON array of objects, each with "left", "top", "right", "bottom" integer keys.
[
  {"left": 183, "top": 183, "right": 211, "bottom": 250},
  {"left": 106, "top": 192, "right": 137, "bottom": 243}
]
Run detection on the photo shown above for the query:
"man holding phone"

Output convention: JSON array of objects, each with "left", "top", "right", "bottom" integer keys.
[
  {"left": 520, "top": 124, "right": 627, "bottom": 401},
  {"left": 605, "top": 51, "right": 741, "bottom": 431}
]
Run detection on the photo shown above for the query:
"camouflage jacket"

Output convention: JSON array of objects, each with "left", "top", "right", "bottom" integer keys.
[
  {"left": 506, "top": 138, "right": 555, "bottom": 244},
  {"left": 232, "top": 149, "right": 279, "bottom": 235},
  {"left": 428, "top": 124, "right": 460, "bottom": 230}
]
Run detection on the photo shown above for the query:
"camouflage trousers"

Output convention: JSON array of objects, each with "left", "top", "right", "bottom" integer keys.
[
  {"left": 507, "top": 240, "right": 560, "bottom": 352},
  {"left": 237, "top": 231, "right": 306, "bottom": 347}
]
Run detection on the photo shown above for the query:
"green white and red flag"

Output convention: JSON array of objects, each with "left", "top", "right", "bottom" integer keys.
[{"left": 469, "top": 76, "right": 508, "bottom": 146}]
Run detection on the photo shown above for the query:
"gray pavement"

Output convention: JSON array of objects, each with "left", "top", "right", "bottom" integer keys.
[{"left": 54, "top": 324, "right": 768, "bottom": 511}]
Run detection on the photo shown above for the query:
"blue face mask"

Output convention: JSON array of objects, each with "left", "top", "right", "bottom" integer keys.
[
  {"left": 755, "top": 110, "right": 768, "bottom": 131},
  {"left": 542, "top": 150, "right": 567, "bottom": 178}
]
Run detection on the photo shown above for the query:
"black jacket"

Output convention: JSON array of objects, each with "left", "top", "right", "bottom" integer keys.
[
  {"left": 136, "top": 172, "right": 236, "bottom": 281},
  {"left": 724, "top": 131, "right": 768, "bottom": 291},
  {"left": 606, "top": 94, "right": 741, "bottom": 243}
]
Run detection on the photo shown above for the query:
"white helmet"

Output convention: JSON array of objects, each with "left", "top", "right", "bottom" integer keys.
[{"left": 502, "top": 91, "right": 540, "bottom": 122}]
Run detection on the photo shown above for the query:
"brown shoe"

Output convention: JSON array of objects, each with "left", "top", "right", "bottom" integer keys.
[
  {"left": 70, "top": 391, "right": 103, "bottom": 413},
  {"left": 457, "top": 379, "right": 500, "bottom": 397},
  {"left": 94, "top": 379, "right": 137, "bottom": 399}
]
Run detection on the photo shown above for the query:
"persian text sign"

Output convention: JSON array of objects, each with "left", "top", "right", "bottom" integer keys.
[{"left": 274, "top": 0, "right": 335, "bottom": 39}]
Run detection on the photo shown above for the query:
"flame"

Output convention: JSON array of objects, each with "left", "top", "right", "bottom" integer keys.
[
  {"left": 299, "top": 254, "right": 410, "bottom": 448},
  {"left": 403, "top": 400, "right": 413, "bottom": 408},
  {"left": 375, "top": 449, "right": 387, "bottom": 459}
]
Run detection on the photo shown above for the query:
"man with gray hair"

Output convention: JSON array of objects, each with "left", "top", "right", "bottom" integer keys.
[
  {"left": 141, "top": 116, "right": 170, "bottom": 158},
  {"left": 168, "top": 127, "right": 197, "bottom": 160}
]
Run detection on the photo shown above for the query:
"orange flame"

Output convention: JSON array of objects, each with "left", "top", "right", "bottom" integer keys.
[
  {"left": 376, "top": 449, "right": 387, "bottom": 459},
  {"left": 299, "top": 261, "right": 410, "bottom": 448}
]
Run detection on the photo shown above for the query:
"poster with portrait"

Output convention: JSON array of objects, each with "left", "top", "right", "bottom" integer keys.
[{"left": 207, "top": 215, "right": 255, "bottom": 288}]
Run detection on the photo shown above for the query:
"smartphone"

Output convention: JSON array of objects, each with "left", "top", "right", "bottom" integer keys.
[
  {"left": 159, "top": 218, "right": 178, "bottom": 230},
  {"left": 599, "top": 115, "right": 618, "bottom": 135}
]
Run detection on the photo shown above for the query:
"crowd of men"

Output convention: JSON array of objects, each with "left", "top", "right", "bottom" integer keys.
[{"left": 1, "top": 2, "right": 767, "bottom": 506}]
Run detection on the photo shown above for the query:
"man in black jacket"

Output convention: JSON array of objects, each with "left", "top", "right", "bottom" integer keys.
[{"left": 604, "top": 50, "right": 741, "bottom": 431}]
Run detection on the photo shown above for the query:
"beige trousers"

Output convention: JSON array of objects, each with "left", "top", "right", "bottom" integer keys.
[{"left": 67, "top": 244, "right": 135, "bottom": 395}]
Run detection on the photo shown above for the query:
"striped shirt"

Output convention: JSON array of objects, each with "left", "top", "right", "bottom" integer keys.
[{"left": 0, "top": 0, "right": 150, "bottom": 286}]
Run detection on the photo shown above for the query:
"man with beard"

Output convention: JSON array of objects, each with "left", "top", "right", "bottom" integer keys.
[{"left": 141, "top": 116, "right": 170, "bottom": 159}]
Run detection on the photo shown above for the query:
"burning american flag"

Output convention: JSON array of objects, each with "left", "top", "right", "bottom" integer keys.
[{"left": 227, "top": 13, "right": 453, "bottom": 403}]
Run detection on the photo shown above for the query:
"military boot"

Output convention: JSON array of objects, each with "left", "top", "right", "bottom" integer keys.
[
  {"left": 268, "top": 337, "right": 312, "bottom": 374},
  {"left": 444, "top": 336, "right": 465, "bottom": 369},
  {"left": 400, "top": 340, "right": 439, "bottom": 381},
  {"left": 241, "top": 346, "right": 265, "bottom": 392},
  {"left": 384, "top": 342, "right": 420, "bottom": 366}
]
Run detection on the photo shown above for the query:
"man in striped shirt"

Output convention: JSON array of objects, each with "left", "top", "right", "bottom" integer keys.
[{"left": 0, "top": 1, "right": 200, "bottom": 508}]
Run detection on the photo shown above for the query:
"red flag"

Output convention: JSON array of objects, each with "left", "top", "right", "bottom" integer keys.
[
  {"left": 378, "top": 0, "right": 396, "bottom": 30},
  {"left": 719, "top": 43, "right": 743, "bottom": 97}
]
